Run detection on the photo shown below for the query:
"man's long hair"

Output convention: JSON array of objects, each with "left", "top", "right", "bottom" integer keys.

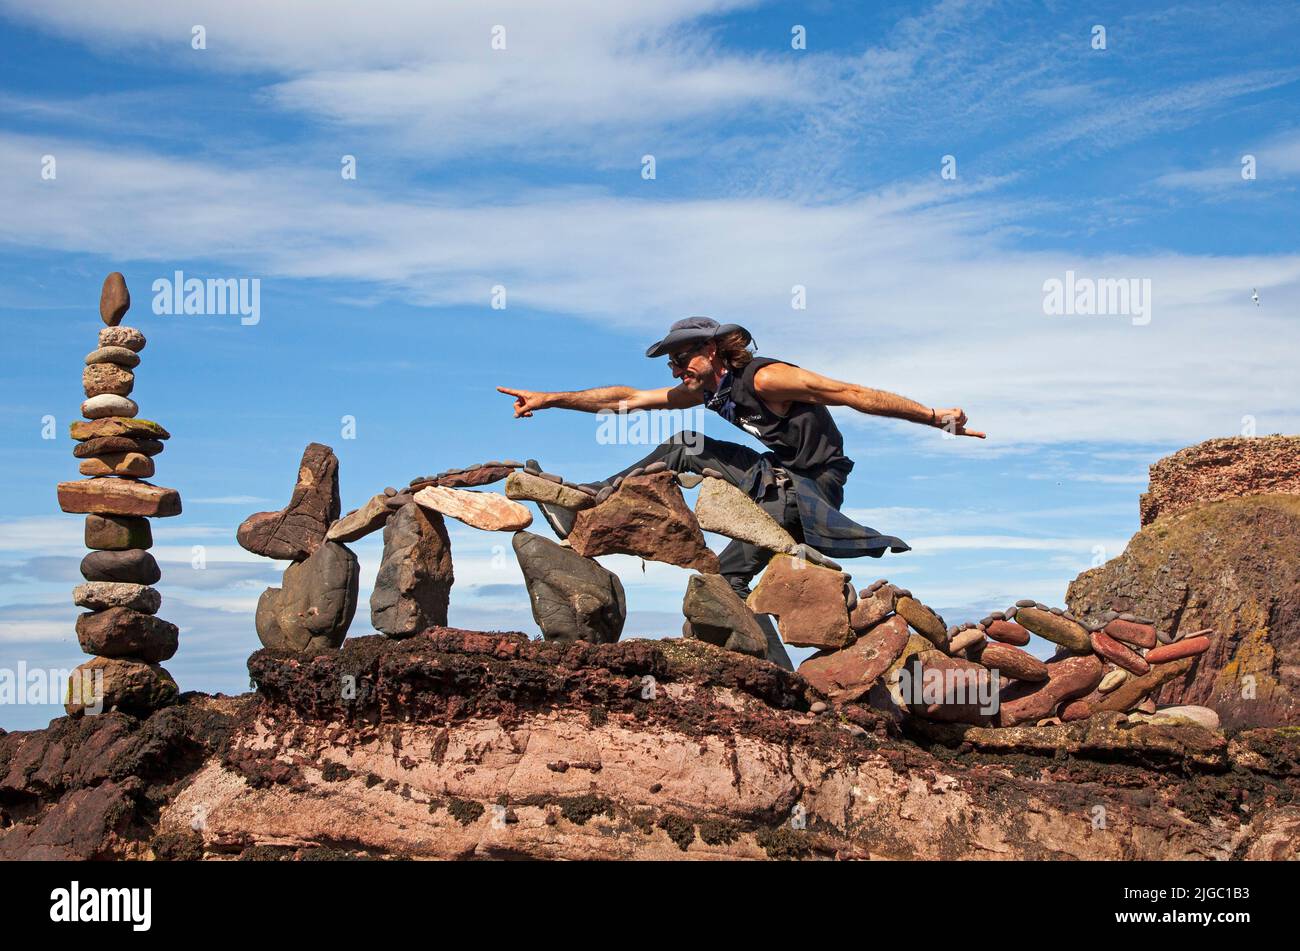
[{"left": 715, "top": 329, "right": 754, "bottom": 371}]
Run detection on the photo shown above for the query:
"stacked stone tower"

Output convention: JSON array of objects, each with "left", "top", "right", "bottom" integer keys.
[{"left": 57, "top": 272, "right": 182, "bottom": 716}]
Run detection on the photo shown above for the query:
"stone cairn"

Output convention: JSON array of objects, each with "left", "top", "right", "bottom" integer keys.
[
  {"left": 58, "top": 273, "right": 182, "bottom": 717},
  {"left": 239, "top": 447, "right": 1218, "bottom": 731}
]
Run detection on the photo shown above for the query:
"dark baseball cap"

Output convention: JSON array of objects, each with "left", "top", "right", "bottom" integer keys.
[{"left": 645, "top": 316, "right": 752, "bottom": 358}]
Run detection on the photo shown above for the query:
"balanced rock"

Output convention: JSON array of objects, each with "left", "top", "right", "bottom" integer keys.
[
  {"left": 98, "top": 326, "right": 146, "bottom": 352},
  {"left": 1090, "top": 630, "right": 1150, "bottom": 675},
  {"left": 99, "top": 272, "right": 130, "bottom": 326},
  {"left": 693, "top": 476, "right": 796, "bottom": 554},
  {"left": 849, "top": 582, "right": 896, "bottom": 632},
  {"left": 681, "top": 572, "right": 764, "bottom": 656},
  {"left": 948, "top": 627, "right": 987, "bottom": 656},
  {"left": 413, "top": 485, "right": 532, "bottom": 532},
  {"left": 72, "top": 582, "right": 160, "bottom": 615},
  {"left": 370, "top": 503, "right": 453, "bottom": 638},
  {"left": 78, "top": 451, "right": 154, "bottom": 478},
  {"left": 58, "top": 479, "right": 181, "bottom": 518},
  {"left": 71, "top": 417, "right": 169, "bottom": 441},
  {"left": 799, "top": 614, "right": 909, "bottom": 704},
  {"left": 971, "top": 642, "right": 1048, "bottom": 682},
  {"left": 80, "top": 395, "right": 138, "bottom": 420},
  {"left": 84, "top": 346, "right": 140, "bottom": 369},
  {"left": 65, "top": 657, "right": 177, "bottom": 717},
  {"left": 75, "top": 607, "right": 178, "bottom": 663},
  {"left": 513, "top": 531, "right": 625, "bottom": 644},
  {"left": 74, "top": 435, "right": 164, "bottom": 458},
  {"left": 437, "top": 465, "right": 515, "bottom": 489},
  {"left": 80, "top": 549, "right": 160, "bottom": 585},
  {"left": 1145, "top": 635, "right": 1212, "bottom": 664},
  {"left": 82, "top": 364, "right": 135, "bottom": 399},
  {"left": 237, "top": 442, "right": 340, "bottom": 560},
  {"left": 1145, "top": 705, "right": 1221, "bottom": 730},
  {"left": 997, "top": 654, "right": 1103, "bottom": 727},
  {"left": 327, "top": 494, "right": 392, "bottom": 543},
  {"left": 84, "top": 513, "right": 152, "bottom": 551},
  {"left": 902, "top": 650, "right": 996, "bottom": 725},
  {"left": 895, "top": 596, "right": 948, "bottom": 648},
  {"left": 1015, "top": 606, "right": 1091, "bottom": 652},
  {"left": 1095, "top": 656, "right": 1195, "bottom": 713},
  {"left": 568, "top": 471, "right": 718, "bottom": 572},
  {"left": 985, "top": 618, "right": 1031, "bottom": 646},
  {"left": 257, "top": 541, "right": 359, "bottom": 651},
  {"left": 506, "top": 471, "right": 595, "bottom": 511},
  {"left": 1103, "top": 617, "right": 1157, "bottom": 649},
  {"left": 747, "top": 554, "right": 851, "bottom": 649}
]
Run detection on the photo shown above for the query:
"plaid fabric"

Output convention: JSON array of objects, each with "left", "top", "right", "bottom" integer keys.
[{"left": 737, "top": 455, "right": 910, "bottom": 560}]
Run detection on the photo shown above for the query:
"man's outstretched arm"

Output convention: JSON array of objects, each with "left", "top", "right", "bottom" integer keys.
[
  {"left": 497, "top": 384, "right": 703, "bottom": 417},
  {"left": 752, "top": 363, "right": 986, "bottom": 438}
]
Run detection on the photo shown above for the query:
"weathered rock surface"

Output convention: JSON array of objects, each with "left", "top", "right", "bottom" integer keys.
[
  {"left": 693, "top": 476, "right": 796, "bottom": 553},
  {"left": 370, "top": 503, "right": 453, "bottom": 638},
  {"left": 747, "top": 554, "right": 850, "bottom": 649},
  {"left": 513, "top": 531, "right": 625, "bottom": 644},
  {"left": 82, "top": 362, "right": 134, "bottom": 398},
  {"left": 72, "top": 582, "right": 160, "bottom": 615},
  {"left": 3, "top": 630, "right": 1297, "bottom": 860},
  {"left": 98, "top": 325, "right": 145, "bottom": 352},
  {"left": 1095, "top": 657, "right": 1196, "bottom": 714},
  {"left": 895, "top": 596, "right": 948, "bottom": 648},
  {"left": 985, "top": 619, "right": 1031, "bottom": 645},
  {"left": 971, "top": 642, "right": 1048, "bottom": 682},
  {"left": 257, "top": 541, "right": 359, "bottom": 652},
  {"left": 57, "top": 478, "right": 181, "bottom": 518},
  {"left": 75, "top": 607, "right": 178, "bottom": 663},
  {"left": 85, "top": 346, "right": 141, "bottom": 368},
  {"left": 1069, "top": 493, "right": 1300, "bottom": 729},
  {"left": 237, "top": 443, "right": 340, "bottom": 560},
  {"left": 799, "top": 615, "right": 909, "bottom": 704},
  {"left": 681, "top": 572, "right": 764, "bottom": 656},
  {"left": 849, "top": 584, "right": 896, "bottom": 632},
  {"left": 80, "top": 549, "right": 160, "bottom": 585},
  {"left": 1140, "top": 435, "right": 1300, "bottom": 526},
  {"left": 414, "top": 485, "right": 532, "bottom": 532},
  {"left": 569, "top": 471, "right": 718, "bottom": 572},
  {"left": 901, "top": 650, "right": 995, "bottom": 725}
]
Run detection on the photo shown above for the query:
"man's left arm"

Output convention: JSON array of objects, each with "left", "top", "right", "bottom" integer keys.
[{"left": 753, "top": 363, "right": 986, "bottom": 438}]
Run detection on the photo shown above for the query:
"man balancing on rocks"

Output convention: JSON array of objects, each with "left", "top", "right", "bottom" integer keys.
[{"left": 497, "top": 316, "right": 985, "bottom": 670}]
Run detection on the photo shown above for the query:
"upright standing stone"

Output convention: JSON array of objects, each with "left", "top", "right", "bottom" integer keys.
[
  {"left": 682, "top": 572, "right": 765, "bottom": 656},
  {"left": 370, "top": 503, "right": 454, "bottom": 638},
  {"left": 258, "top": 541, "right": 360, "bottom": 651},
  {"left": 99, "top": 272, "right": 131, "bottom": 326},
  {"left": 513, "top": 530, "right": 625, "bottom": 644}
]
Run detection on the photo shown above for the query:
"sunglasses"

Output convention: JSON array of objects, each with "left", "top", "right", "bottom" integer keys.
[{"left": 666, "top": 343, "right": 708, "bottom": 370}]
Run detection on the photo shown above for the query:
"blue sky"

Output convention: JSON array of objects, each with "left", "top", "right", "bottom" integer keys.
[{"left": 2, "top": 0, "right": 1298, "bottom": 729}]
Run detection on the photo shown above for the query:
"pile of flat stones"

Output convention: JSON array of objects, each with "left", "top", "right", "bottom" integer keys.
[
  {"left": 57, "top": 273, "right": 182, "bottom": 717},
  {"left": 795, "top": 583, "right": 1217, "bottom": 729}
]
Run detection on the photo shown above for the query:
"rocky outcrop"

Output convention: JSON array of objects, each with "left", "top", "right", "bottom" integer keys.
[
  {"left": 1139, "top": 435, "right": 1300, "bottom": 525},
  {"left": 1068, "top": 493, "right": 1300, "bottom": 729},
  {"left": 3, "top": 629, "right": 1297, "bottom": 860}
]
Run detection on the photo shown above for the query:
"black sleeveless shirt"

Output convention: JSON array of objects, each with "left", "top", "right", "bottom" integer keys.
[{"left": 704, "top": 356, "right": 853, "bottom": 473}]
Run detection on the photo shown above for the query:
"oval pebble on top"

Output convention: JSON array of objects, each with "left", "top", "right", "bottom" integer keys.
[
  {"left": 501, "top": 459, "right": 524, "bottom": 468},
  {"left": 643, "top": 461, "right": 669, "bottom": 474},
  {"left": 979, "top": 615, "right": 994, "bottom": 627},
  {"left": 1049, "top": 606, "right": 1065, "bottom": 616},
  {"left": 1005, "top": 605, "right": 1018, "bottom": 620},
  {"left": 701, "top": 467, "right": 724, "bottom": 479},
  {"left": 525, "top": 459, "right": 541, "bottom": 473},
  {"left": 595, "top": 486, "right": 614, "bottom": 503},
  {"left": 384, "top": 487, "right": 397, "bottom": 496},
  {"left": 1015, "top": 598, "right": 1036, "bottom": 607},
  {"left": 85, "top": 346, "right": 141, "bottom": 369},
  {"left": 990, "top": 611, "right": 1005, "bottom": 621},
  {"left": 627, "top": 467, "right": 644, "bottom": 478},
  {"left": 895, "top": 588, "right": 912, "bottom": 599}
]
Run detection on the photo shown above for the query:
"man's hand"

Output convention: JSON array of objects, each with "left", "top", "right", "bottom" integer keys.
[
  {"left": 497, "top": 386, "right": 548, "bottom": 418},
  {"left": 931, "top": 407, "right": 985, "bottom": 438}
]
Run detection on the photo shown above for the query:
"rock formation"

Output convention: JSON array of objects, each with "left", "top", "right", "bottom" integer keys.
[
  {"left": 569, "top": 470, "right": 719, "bottom": 572},
  {"left": 237, "top": 442, "right": 340, "bottom": 560},
  {"left": 513, "top": 531, "right": 625, "bottom": 643},
  {"left": 3, "top": 629, "right": 1296, "bottom": 860},
  {"left": 371, "top": 503, "right": 454, "bottom": 637},
  {"left": 1139, "top": 434, "right": 1300, "bottom": 525},
  {"left": 57, "top": 273, "right": 181, "bottom": 717},
  {"left": 681, "top": 573, "right": 766, "bottom": 656}
]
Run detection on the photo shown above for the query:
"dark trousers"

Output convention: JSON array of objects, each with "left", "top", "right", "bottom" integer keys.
[{"left": 599, "top": 431, "right": 801, "bottom": 670}]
